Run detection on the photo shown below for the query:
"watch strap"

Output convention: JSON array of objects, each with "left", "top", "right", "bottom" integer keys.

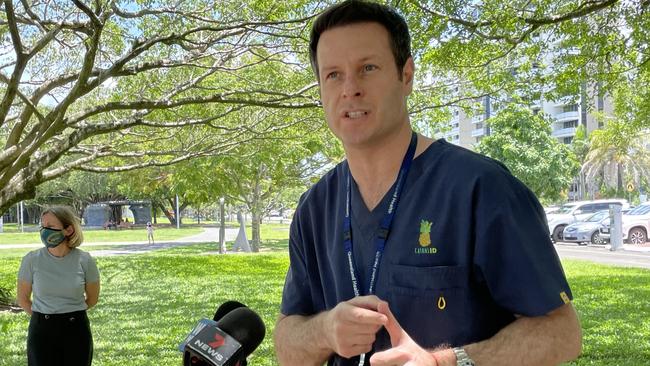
[{"left": 452, "top": 347, "right": 476, "bottom": 366}]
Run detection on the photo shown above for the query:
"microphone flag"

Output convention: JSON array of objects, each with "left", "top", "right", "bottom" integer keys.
[
  {"left": 184, "top": 323, "right": 242, "bottom": 366},
  {"left": 178, "top": 318, "right": 216, "bottom": 352}
]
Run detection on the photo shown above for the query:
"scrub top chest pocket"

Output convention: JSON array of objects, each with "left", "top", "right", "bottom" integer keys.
[{"left": 386, "top": 264, "right": 475, "bottom": 348}]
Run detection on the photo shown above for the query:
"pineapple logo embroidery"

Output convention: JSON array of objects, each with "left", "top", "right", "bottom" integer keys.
[
  {"left": 415, "top": 219, "right": 437, "bottom": 254},
  {"left": 419, "top": 220, "right": 432, "bottom": 246}
]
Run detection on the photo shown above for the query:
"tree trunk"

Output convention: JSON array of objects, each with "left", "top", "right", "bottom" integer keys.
[
  {"left": 219, "top": 200, "right": 226, "bottom": 254},
  {"left": 251, "top": 211, "right": 260, "bottom": 252},
  {"left": 617, "top": 162, "right": 623, "bottom": 193},
  {"left": 157, "top": 201, "right": 175, "bottom": 226},
  {"left": 249, "top": 166, "right": 265, "bottom": 252}
]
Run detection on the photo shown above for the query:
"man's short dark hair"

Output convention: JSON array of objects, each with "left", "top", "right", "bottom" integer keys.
[{"left": 309, "top": 0, "right": 412, "bottom": 81}]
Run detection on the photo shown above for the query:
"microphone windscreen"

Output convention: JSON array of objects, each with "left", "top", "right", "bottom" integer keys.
[
  {"left": 216, "top": 307, "right": 266, "bottom": 358},
  {"left": 213, "top": 300, "right": 247, "bottom": 322}
]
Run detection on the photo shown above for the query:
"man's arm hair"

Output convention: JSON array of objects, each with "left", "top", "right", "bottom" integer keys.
[
  {"left": 274, "top": 313, "right": 333, "bottom": 366},
  {"left": 461, "top": 303, "right": 582, "bottom": 365}
]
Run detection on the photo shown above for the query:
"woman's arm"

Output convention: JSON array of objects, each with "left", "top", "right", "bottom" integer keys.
[
  {"left": 16, "top": 280, "right": 33, "bottom": 315},
  {"left": 85, "top": 281, "right": 100, "bottom": 309}
]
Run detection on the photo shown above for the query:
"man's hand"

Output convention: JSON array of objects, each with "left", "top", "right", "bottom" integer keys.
[
  {"left": 370, "top": 301, "right": 453, "bottom": 366},
  {"left": 323, "top": 295, "right": 388, "bottom": 358}
]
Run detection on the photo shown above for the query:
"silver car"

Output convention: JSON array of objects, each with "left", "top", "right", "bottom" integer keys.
[{"left": 562, "top": 210, "right": 610, "bottom": 245}]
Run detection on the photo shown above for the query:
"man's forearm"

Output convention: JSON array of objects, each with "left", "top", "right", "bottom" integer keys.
[
  {"left": 274, "top": 313, "right": 332, "bottom": 366},
  {"left": 463, "top": 303, "right": 582, "bottom": 365}
]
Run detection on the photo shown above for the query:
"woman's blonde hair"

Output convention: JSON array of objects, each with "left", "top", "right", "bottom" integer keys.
[{"left": 41, "top": 206, "right": 84, "bottom": 248}]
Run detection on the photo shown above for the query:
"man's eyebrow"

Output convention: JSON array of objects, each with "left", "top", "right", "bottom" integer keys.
[
  {"left": 320, "top": 64, "right": 338, "bottom": 73},
  {"left": 359, "top": 55, "right": 380, "bottom": 62},
  {"left": 320, "top": 55, "right": 382, "bottom": 73}
]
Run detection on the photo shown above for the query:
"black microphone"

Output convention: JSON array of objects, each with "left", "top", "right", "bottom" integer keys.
[
  {"left": 183, "top": 306, "right": 266, "bottom": 366},
  {"left": 179, "top": 301, "right": 248, "bottom": 355},
  {"left": 213, "top": 301, "right": 246, "bottom": 322}
]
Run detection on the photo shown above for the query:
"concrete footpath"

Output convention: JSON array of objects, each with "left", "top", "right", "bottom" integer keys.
[
  {"left": 0, "top": 227, "right": 239, "bottom": 256},
  {"left": 555, "top": 241, "right": 650, "bottom": 253},
  {"left": 554, "top": 241, "right": 650, "bottom": 269}
]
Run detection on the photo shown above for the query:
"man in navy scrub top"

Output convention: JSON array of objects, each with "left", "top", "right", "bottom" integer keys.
[{"left": 273, "top": 1, "right": 582, "bottom": 365}]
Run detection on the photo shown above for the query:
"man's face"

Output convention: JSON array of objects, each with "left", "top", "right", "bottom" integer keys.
[{"left": 316, "top": 22, "right": 414, "bottom": 149}]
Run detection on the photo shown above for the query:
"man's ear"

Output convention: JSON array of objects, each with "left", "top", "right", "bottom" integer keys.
[
  {"left": 402, "top": 57, "right": 415, "bottom": 95},
  {"left": 64, "top": 225, "right": 74, "bottom": 237}
]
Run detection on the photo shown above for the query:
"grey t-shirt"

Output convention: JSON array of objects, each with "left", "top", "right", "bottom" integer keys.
[{"left": 18, "top": 247, "right": 100, "bottom": 314}]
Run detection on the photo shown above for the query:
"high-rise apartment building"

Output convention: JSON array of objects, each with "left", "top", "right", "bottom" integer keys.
[{"left": 442, "top": 88, "right": 613, "bottom": 150}]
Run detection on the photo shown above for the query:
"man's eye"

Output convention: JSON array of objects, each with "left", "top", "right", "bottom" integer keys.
[
  {"left": 363, "top": 65, "right": 377, "bottom": 72},
  {"left": 326, "top": 71, "right": 339, "bottom": 80}
]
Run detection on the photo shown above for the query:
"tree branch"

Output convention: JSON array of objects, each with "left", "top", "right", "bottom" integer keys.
[
  {"left": 414, "top": 0, "right": 619, "bottom": 45},
  {"left": 69, "top": 93, "right": 318, "bottom": 125},
  {"left": 0, "top": 0, "right": 27, "bottom": 126}
]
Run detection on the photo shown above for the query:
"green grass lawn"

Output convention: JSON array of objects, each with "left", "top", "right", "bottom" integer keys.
[
  {"left": 0, "top": 241, "right": 648, "bottom": 365},
  {"left": 0, "top": 227, "right": 203, "bottom": 245}
]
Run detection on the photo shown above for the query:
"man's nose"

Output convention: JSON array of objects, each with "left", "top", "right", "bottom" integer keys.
[{"left": 342, "top": 74, "right": 363, "bottom": 98}]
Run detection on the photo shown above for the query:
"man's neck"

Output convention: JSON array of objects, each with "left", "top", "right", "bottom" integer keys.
[{"left": 345, "top": 127, "right": 432, "bottom": 211}]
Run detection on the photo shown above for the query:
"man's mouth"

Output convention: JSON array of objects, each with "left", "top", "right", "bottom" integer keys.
[{"left": 345, "top": 111, "right": 368, "bottom": 119}]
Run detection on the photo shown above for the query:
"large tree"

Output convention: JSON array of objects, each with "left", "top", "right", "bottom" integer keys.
[
  {"left": 403, "top": 0, "right": 649, "bottom": 119},
  {"left": 476, "top": 104, "right": 579, "bottom": 201},
  {"left": 0, "top": 0, "right": 318, "bottom": 214},
  {"left": 3, "top": 0, "right": 648, "bottom": 216}
]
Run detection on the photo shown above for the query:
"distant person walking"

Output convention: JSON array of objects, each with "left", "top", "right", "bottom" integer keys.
[
  {"left": 17, "top": 205, "right": 100, "bottom": 366},
  {"left": 146, "top": 222, "right": 155, "bottom": 244}
]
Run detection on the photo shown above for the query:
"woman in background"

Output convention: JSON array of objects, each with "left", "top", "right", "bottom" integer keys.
[{"left": 17, "top": 205, "right": 100, "bottom": 366}]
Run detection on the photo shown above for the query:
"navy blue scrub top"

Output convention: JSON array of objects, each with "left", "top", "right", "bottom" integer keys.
[{"left": 281, "top": 139, "right": 572, "bottom": 365}]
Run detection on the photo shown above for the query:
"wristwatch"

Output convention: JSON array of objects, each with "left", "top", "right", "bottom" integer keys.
[{"left": 452, "top": 347, "right": 476, "bottom": 366}]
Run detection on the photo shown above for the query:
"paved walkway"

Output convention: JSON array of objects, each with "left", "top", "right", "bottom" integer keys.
[
  {"left": 554, "top": 241, "right": 650, "bottom": 253},
  {"left": 0, "top": 227, "right": 239, "bottom": 256},
  {"left": 554, "top": 242, "right": 650, "bottom": 269}
]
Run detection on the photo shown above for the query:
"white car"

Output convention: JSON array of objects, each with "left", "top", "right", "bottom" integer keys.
[
  {"left": 562, "top": 210, "right": 610, "bottom": 245},
  {"left": 547, "top": 199, "right": 629, "bottom": 242},
  {"left": 616, "top": 203, "right": 650, "bottom": 244}
]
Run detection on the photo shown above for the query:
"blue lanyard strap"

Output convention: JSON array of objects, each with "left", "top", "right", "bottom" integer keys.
[{"left": 343, "top": 131, "right": 418, "bottom": 296}]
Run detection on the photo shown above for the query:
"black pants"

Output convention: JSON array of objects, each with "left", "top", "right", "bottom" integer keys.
[{"left": 28, "top": 310, "right": 93, "bottom": 366}]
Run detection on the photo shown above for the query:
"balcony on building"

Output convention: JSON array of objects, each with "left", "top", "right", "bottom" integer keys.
[
  {"left": 551, "top": 127, "right": 577, "bottom": 138},
  {"left": 554, "top": 111, "right": 579, "bottom": 122},
  {"left": 471, "top": 128, "right": 485, "bottom": 137}
]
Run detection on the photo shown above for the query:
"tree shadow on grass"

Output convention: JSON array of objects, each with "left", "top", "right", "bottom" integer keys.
[
  {"left": 259, "top": 239, "right": 289, "bottom": 252},
  {"left": 90, "top": 241, "right": 216, "bottom": 256}
]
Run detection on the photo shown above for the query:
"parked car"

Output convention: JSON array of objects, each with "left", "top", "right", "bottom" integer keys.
[
  {"left": 546, "top": 199, "right": 629, "bottom": 242},
  {"left": 544, "top": 206, "right": 560, "bottom": 215},
  {"left": 600, "top": 203, "right": 650, "bottom": 245},
  {"left": 562, "top": 210, "right": 610, "bottom": 245}
]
